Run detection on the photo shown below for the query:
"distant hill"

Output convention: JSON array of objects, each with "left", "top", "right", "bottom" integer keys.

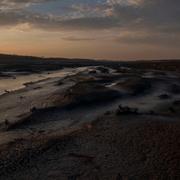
[
  {"left": 0, "top": 54, "right": 108, "bottom": 72},
  {"left": 0, "top": 53, "right": 180, "bottom": 72},
  {"left": 127, "top": 59, "right": 180, "bottom": 72}
]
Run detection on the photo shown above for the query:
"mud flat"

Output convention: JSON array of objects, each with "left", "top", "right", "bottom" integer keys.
[{"left": 0, "top": 61, "right": 180, "bottom": 179}]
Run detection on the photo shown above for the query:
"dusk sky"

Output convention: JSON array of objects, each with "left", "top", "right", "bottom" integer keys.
[{"left": 0, "top": 0, "right": 180, "bottom": 60}]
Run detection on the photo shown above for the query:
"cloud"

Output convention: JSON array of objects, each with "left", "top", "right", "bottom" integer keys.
[
  {"left": 62, "top": 36, "right": 96, "bottom": 41},
  {"left": 0, "top": 0, "right": 54, "bottom": 10},
  {"left": 0, "top": 0, "right": 180, "bottom": 47},
  {"left": 0, "top": 0, "right": 179, "bottom": 31}
]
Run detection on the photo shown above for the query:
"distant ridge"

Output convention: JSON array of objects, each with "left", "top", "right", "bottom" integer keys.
[
  {"left": 0, "top": 53, "right": 180, "bottom": 63},
  {"left": 0, "top": 53, "right": 122, "bottom": 72},
  {"left": 0, "top": 53, "right": 96, "bottom": 63},
  {"left": 0, "top": 53, "right": 180, "bottom": 73}
]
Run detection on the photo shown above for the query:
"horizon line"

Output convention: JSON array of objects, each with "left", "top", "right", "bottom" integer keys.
[{"left": 0, "top": 53, "right": 180, "bottom": 62}]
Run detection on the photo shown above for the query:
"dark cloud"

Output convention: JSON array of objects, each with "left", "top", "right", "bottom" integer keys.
[
  {"left": 0, "top": 0, "right": 179, "bottom": 46},
  {"left": 0, "top": 0, "right": 179, "bottom": 30}
]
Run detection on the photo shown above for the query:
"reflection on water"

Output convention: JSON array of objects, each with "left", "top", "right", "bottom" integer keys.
[{"left": 0, "top": 68, "right": 84, "bottom": 95}]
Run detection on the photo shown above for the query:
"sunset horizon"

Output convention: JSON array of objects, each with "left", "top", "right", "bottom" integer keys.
[{"left": 0, "top": 0, "right": 180, "bottom": 60}]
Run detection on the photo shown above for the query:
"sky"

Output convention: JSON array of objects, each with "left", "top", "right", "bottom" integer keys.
[{"left": 0, "top": 0, "right": 180, "bottom": 60}]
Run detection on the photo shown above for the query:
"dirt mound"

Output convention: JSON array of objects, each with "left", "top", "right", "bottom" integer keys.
[
  {"left": 169, "top": 83, "right": 180, "bottom": 94},
  {"left": 96, "top": 66, "right": 110, "bottom": 74},
  {"left": 155, "top": 99, "right": 180, "bottom": 116},
  {"left": 61, "top": 82, "right": 120, "bottom": 108},
  {"left": 115, "top": 77, "right": 151, "bottom": 95}
]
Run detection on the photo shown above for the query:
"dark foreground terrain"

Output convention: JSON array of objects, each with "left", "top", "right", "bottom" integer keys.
[{"left": 0, "top": 54, "right": 180, "bottom": 179}]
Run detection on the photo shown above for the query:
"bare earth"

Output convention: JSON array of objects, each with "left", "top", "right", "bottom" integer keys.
[{"left": 0, "top": 63, "right": 180, "bottom": 179}]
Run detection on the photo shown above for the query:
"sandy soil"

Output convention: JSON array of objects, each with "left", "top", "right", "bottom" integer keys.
[{"left": 0, "top": 64, "right": 180, "bottom": 179}]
